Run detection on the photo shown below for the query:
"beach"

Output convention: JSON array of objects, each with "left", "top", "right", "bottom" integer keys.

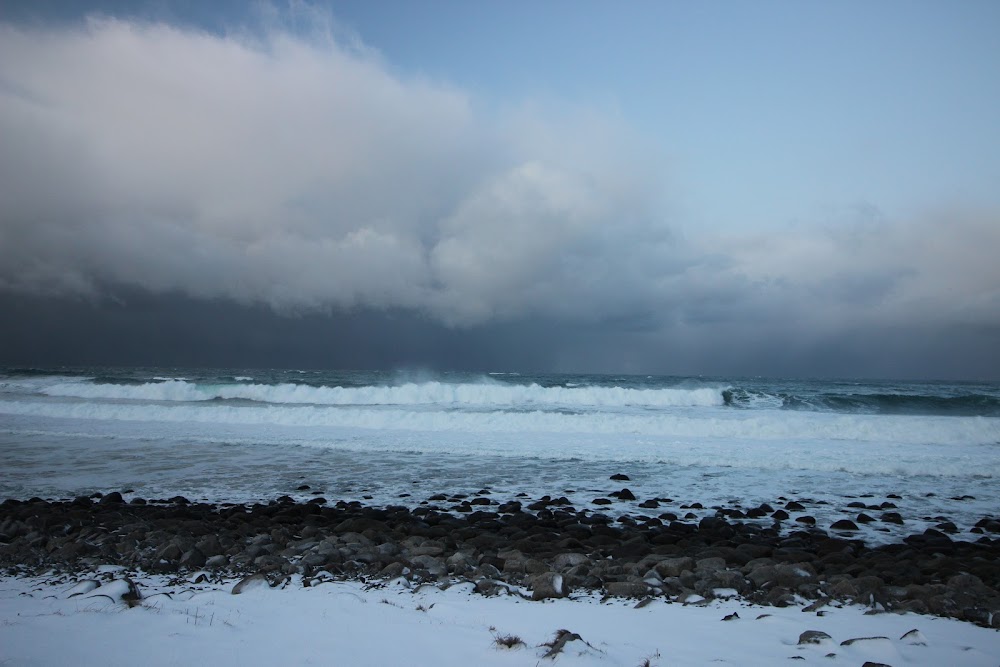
[{"left": 1, "top": 368, "right": 999, "bottom": 664}]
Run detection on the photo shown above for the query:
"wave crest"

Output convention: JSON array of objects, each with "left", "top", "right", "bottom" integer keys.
[{"left": 39, "top": 379, "right": 726, "bottom": 409}]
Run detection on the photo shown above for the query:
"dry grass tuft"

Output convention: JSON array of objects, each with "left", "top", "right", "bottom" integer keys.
[{"left": 491, "top": 633, "right": 526, "bottom": 650}]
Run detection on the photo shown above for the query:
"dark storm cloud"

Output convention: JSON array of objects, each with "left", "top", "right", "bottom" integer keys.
[
  {"left": 0, "top": 16, "right": 998, "bottom": 378},
  {"left": 0, "top": 16, "right": 662, "bottom": 326}
]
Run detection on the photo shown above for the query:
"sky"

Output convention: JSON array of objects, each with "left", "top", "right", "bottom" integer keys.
[{"left": 0, "top": 0, "right": 998, "bottom": 379}]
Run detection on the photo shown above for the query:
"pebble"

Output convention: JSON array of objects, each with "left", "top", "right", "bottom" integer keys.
[{"left": 1, "top": 494, "right": 998, "bottom": 628}]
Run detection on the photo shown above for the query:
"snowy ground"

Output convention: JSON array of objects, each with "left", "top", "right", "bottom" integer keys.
[{"left": 1, "top": 571, "right": 997, "bottom": 666}]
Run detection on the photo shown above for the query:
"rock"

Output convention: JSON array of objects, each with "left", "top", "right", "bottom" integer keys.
[
  {"left": 802, "top": 598, "right": 830, "bottom": 612},
  {"left": 695, "top": 557, "right": 727, "bottom": 573},
  {"left": 604, "top": 580, "right": 650, "bottom": 598},
  {"left": 553, "top": 552, "right": 590, "bottom": 570},
  {"left": 86, "top": 578, "right": 141, "bottom": 605},
  {"left": 410, "top": 554, "right": 446, "bottom": 577},
  {"left": 156, "top": 543, "right": 182, "bottom": 562},
  {"left": 653, "top": 556, "right": 694, "bottom": 578},
  {"left": 531, "top": 572, "right": 568, "bottom": 600},
  {"left": 798, "top": 630, "right": 833, "bottom": 645},
  {"left": 609, "top": 473, "right": 630, "bottom": 481},
  {"left": 831, "top": 519, "right": 860, "bottom": 531},
  {"left": 253, "top": 554, "right": 287, "bottom": 571},
  {"left": 379, "top": 561, "right": 408, "bottom": 578},
  {"left": 705, "top": 569, "right": 750, "bottom": 595},
  {"left": 232, "top": 573, "right": 270, "bottom": 594},
  {"left": 195, "top": 535, "right": 223, "bottom": 557},
  {"left": 612, "top": 488, "right": 636, "bottom": 501},
  {"left": 881, "top": 512, "right": 904, "bottom": 525},
  {"left": 765, "top": 586, "right": 795, "bottom": 607},
  {"left": 840, "top": 636, "right": 890, "bottom": 646},
  {"left": 474, "top": 579, "right": 510, "bottom": 597},
  {"left": 99, "top": 492, "right": 124, "bottom": 505},
  {"left": 592, "top": 498, "right": 612, "bottom": 505},
  {"left": 65, "top": 580, "right": 101, "bottom": 598},
  {"left": 974, "top": 517, "right": 1000, "bottom": 533},
  {"left": 179, "top": 548, "right": 207, "bottom": 568}
]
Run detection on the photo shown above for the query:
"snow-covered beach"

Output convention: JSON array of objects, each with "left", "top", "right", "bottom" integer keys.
[
  {"left": 1, "top": 489, "right": 999, "bottom": 666},
  {"left": 2, "top": 569, "right": 999, "bottom": 666}
]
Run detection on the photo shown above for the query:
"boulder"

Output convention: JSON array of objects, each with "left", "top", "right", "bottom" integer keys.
[
  {"left": 531, "top": 572, "right": 568, "bottom": 600},
  {"left": 604, "top": 580, "right": 650, "bottom": 598},
  {"left": 232, "top": 572, "right": 270, "bottom": 594},
  {"left": 798, "top": 630, "right": 833, "bottom": 645}
]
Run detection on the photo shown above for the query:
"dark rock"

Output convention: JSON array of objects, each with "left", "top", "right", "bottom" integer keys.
[
  {"left": 531, "top": 572, "right": 568, "bottom": 600},
  {"left": 232, "top": 573, "right": 270, "bottom": 594},
  {"left": 831, "top": 519, "right": 860, "bottom": 531},
  {"left": 604, "top": 580, "right": 649, "bottom": 598},
  {"left": 179, "top": 548, "right": 207, "bottom": 568},
  {"left": 609, "top": 474, "right": 630, "bottom": 481},
  {"left": 156, "top": 544, "right": 183, "bottom": 562},
  {"left": 653, "top": 557, "right": 694, "bottom": 578},
  {"left": 840, "top": 636, "right": 889, "bottom": 646},
  {"left": 99, "top": 492, "right": 124, "bottom": 505},
  {"left": 797, "top": 630, "right": 832, "bottom": 645}
]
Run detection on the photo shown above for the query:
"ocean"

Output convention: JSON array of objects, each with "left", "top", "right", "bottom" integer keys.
[{"left": 1, "top": 367, "right": 998, "bottom": 545}]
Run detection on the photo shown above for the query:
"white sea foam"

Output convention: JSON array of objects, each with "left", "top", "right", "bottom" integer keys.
[
  {"left": 2, "top": 397, "right": 997, "bottom": 450},
  {"left": 4, "top": 370, "right": 998, "bottom": 550},
  {"left": 37, "top": 379, "right": 727, "bottom": 409}
]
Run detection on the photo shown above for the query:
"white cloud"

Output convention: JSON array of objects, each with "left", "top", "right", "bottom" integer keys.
[
  {"left": 0, "top": 14, "right": 997, "bottom": 343},
  {"left": 0, "top": 16, "right": 664, "bottom": 324}
]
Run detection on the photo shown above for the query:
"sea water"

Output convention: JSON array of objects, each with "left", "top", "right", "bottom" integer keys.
[{"left": 1, "top": 367, "right": 998, "bottom": 544}]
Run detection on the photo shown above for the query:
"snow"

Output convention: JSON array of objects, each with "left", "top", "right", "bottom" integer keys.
[{"left": 1, "top": 573, "right": 997, "bottom": 666}]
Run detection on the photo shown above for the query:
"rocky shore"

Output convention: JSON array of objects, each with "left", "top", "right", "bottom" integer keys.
[{"left": 3, "top": 484, "right": 999, "bottom": 630}]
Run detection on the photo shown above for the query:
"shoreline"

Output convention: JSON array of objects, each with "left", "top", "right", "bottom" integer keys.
[{"left": 3, "top": 489, "right": 999, "bottom": 629}]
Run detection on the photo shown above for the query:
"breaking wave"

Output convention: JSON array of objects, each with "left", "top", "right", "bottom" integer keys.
[
  {"left": 0, "top": 398, "right": 997, "bottom": 447},
  {"left": 36, "top": 379, "right": 726, "bottom": 409}
]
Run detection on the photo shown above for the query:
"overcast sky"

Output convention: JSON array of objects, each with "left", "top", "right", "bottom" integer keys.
[{"left": 1, "top": 1, "right": 998, "bottom": 379}]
